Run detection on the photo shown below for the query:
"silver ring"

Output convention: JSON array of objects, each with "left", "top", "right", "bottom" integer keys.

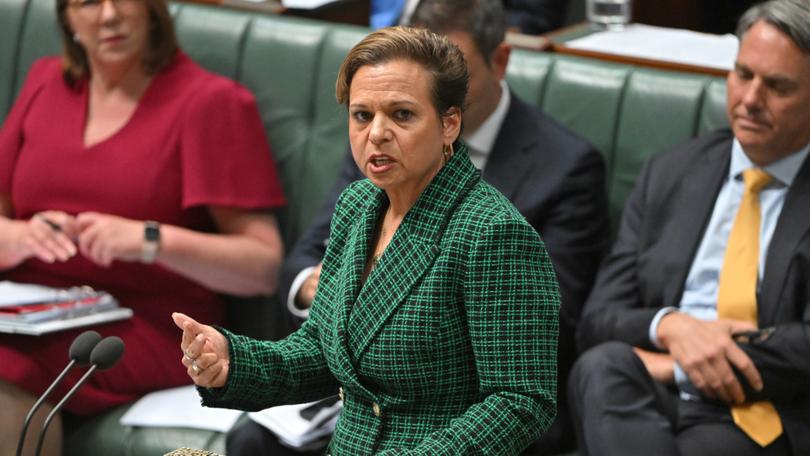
[
  {"left": 185, "top": 350, "right": 195, "bottom": 360},
  {"left": 192, "top": 360, "right": 202, "bottom": 374}
]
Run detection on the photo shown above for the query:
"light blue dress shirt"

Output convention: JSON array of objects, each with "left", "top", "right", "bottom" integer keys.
[{"left": 647, "top": 139, "right": 810, "bottom": 400}]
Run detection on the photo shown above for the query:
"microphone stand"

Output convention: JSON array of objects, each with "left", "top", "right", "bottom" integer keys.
[
  {"left": 34, "top": 365, "right": 99, "bottom": 456},
  {"left": 15, "top": 359, "right": 77, "bottom": 456}
]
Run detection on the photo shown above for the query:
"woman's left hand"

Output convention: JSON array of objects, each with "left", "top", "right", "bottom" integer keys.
[{"left": 75, "top": 212, "right": 143, "bottom": 266}]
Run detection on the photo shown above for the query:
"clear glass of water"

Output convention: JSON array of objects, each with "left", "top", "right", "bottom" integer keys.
[{"left": 587, "top": 0, "right": 632, "bottom": 31}]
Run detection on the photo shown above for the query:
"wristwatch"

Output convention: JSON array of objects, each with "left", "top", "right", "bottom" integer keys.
[{"left": 141, "top": 221, "right": 161, "bottom": 264}]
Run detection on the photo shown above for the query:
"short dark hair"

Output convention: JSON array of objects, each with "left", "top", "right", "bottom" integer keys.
[
  {"left": 335, "top": 26, "right": 469, "bottom": 119},
  {"left": 736, "top": 0, "right": 810, "bottom": 54},
  {"left": 409, "top": 0, "right": 505, "bottom": 63},
  {"left": 56, "top": 0, "right": 178, "bottom": 86}
]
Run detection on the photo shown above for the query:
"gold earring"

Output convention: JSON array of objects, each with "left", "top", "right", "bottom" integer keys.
[{"left": 442, "top": 143, "right": 454, "bottom": 164}]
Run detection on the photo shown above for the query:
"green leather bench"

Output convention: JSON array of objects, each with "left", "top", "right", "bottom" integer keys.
[{"left": 0, "top": 0, "right": 729, "bottom": 453}]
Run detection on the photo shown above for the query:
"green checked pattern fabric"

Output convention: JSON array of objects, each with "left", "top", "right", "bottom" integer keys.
[{"left": 201, "top": 144, "right": 560, "bottom": 455}]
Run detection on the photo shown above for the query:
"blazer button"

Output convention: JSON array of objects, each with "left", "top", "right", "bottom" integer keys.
[
  {"left": 372, "top": 402, "right": 382, "bottom": 417},
  {"left": 338, "top": 387, "right": 344, "bottom": 401}
]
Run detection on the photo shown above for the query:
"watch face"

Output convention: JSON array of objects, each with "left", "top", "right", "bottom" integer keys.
[{"left": 145, "top": 222, "right": 161, "bottom": 241}]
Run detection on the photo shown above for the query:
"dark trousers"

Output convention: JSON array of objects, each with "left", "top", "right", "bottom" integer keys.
[
  {"left": 227, "top": 420, "right": 326, "bottom": 456},
  {"left": 568, "top": 341, "right": 791, "bottom": 456}
]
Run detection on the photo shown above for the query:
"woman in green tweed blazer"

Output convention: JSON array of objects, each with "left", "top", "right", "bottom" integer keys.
[{"left": 174, "top": 26, "right": 560, "bottom": 455}]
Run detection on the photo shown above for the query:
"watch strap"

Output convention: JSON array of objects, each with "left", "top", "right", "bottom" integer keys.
[{"left": 141, "top": 221, "right": 161, "bottom": 264}]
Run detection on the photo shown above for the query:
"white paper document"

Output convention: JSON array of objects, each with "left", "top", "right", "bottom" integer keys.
[
  {"left": 0, "top": 307, "right": 133, "bottom": 335},
  {"left": 565, "top": 24, "right": 739, "bottom": 71},
  {"left": 120, "top": 385, "right": 242, "bottom": 433},
  {"left": 0, "top": 281, "right": 67, "bottom": 306},
  {"left": 281, "top": 0, "right": 338, "bottom": 9},
  {"left": 248, "top": 397, "right": 341, "bottom": 449}
]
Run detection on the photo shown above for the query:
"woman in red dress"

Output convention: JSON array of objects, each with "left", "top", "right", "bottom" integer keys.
[{"left": 0, "top": 0, "right": 285, "bottom": 454}]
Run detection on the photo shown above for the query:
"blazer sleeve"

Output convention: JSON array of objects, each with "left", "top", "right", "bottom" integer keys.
[
  {"left": 383, "top": 215, "right": 560, "bottom": 455},
  {"left": 738, "top": 319, "right": 810, "bottom": 402},
  {"left": 576, "top": 158, "right": 665, "bottom": 353},
  {"left": 198, "top": 319, "right": 337, "bottom": 410}
]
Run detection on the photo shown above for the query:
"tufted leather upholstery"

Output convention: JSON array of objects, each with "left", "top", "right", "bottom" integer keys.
[{"left": 0, "top": 0, "right": 729, "bottom": 453}]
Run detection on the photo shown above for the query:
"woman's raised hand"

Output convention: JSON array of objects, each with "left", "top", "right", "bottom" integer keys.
[{"left": 173, "top": 312, "right": 230, "bottom": 388}]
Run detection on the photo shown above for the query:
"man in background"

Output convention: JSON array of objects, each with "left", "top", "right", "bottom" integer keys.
[
  {"left": 570, "top": 1, "right": 810, "bottom": 454},
  {"left": 372, "top": 0, "right": 571, "bottom": 34}
]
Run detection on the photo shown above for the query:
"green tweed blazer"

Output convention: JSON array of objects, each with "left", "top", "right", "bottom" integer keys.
[{"left": 201, "top": 145, "right": 560, "bottom": 455}]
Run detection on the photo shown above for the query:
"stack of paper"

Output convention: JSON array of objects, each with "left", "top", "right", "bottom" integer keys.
[
  {"left": 281, "top": 0, "right": 337, "bottom": 9},
  {"left": 0, "top": 281, "right": 131, "bottom": 335},
  {"left": 565, "top": 24, "right": 739, "bottom": 71},
  {"left": 248, "top": 396, "right": 342, "bottom": 449},
  {"left": 120, "top": 386, "right": 242, "bottom": 433}
]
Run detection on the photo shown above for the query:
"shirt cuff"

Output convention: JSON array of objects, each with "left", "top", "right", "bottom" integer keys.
[
  {"left": 673, "top": 362, "right": 702, "bottom": 401},
  {"left": 286, "top": 266, "right": 315, "bottom": 320},
  {"left": 674, "top": 362, "right": 688, "bottom": 385},
  {"left": 649, "top": 307, "right": 679, "bottom": 349}
]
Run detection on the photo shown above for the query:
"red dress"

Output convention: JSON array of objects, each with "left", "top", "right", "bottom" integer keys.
[{"left": 0, "top": 53, "right": 285, "bottom": 415}]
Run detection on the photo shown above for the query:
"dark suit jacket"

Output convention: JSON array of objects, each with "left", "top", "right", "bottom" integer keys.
[
  {"left": 503, "top": 0, "right": 569, "bottom": 34},
  {"left": 204, "top": 148, "right": 560, "bottom": 454},
  {"left": 578, "top": 129, "right": 810, "bottom": 455},
  {"left": 282, "top": 94, "right": 608, "bottom": 365}
]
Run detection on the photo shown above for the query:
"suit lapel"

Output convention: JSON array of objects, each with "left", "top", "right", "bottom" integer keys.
[
  {"left": 347, "top": 145, "right": 480, "bottom": 360},
  {"left": 759, "top": 153, "right": 810, "bottom": 324},
  {"left": 330, "top": 188, "right": 384, "bottom": 383},
  {"left": 481, "top": 94, "right": 536, "bottom": 200},
  {"left": 662, "top": 138, "right": 731, "bottom": 307}
]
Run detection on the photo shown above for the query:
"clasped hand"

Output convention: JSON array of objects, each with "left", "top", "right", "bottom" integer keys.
[
  {"left": 172, "top": 312, "right": 230, "bottom": 388},
  {"left": 657, "top": 312, "right": 763, "bottom": 404},
  {"left": 17, "top": 211, "right": 148, "bottom": 266}
]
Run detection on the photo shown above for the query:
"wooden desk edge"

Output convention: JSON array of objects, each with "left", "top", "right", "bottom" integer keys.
[{"left": 550, "top": 43, "right": 730, "bottom": 77}]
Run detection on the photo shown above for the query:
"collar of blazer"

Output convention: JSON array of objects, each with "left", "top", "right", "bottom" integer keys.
[{"left": 336, "top": 142, "right": 480, "bottom": 362}]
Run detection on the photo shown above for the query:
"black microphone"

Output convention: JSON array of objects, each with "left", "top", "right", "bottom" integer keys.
[
  {"left": 34, "top": 336, "right": 125, "bottom": 456},
  {"left": 15, "top": 330, "right": 101, "bottom": 456}
]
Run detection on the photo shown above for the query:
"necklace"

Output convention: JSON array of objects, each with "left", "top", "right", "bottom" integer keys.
[{"left": 370, "top": 253, "right": 382, "bottom": 271}]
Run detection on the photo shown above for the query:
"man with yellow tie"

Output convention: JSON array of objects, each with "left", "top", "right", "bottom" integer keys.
[{"left": 568, "top": 0, "right": 810, "bottom": 455}]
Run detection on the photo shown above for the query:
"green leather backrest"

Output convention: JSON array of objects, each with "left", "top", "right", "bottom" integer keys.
[
  {"left": 508, "top": 55, "right": 729, "bottom": 229},
  {"left": 538, "top": 56, "right": 629, "bottom": 166},
  {"left": 239, "top": 17, "right": 364, "bottom": 245},
  {"left": 12, "top": 0, "right": 61, "bottom": 98},
  {"left": 0, "top": 0, "right": 29, "bottom": 120},
  {"left": 611, "top": 70, "right": 716, "bottom": 226},
  {"left": 0, "top": 0, "right": 729, "bottom": 242},
  {"left": 699, "top": 78, "right": 730, "bottom": 135}
]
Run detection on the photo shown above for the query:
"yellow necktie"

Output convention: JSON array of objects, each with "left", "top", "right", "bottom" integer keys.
[{"left": 716, "top": 168, "right": 782, "bottom": 447}]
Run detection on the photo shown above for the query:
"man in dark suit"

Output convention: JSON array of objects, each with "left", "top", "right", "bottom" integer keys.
[
  {"left": 569, "top": 1, "right": 810, "bottom": 455},
  {"left": 228, "top": 1, "right": 608, "bottom": 455}
]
